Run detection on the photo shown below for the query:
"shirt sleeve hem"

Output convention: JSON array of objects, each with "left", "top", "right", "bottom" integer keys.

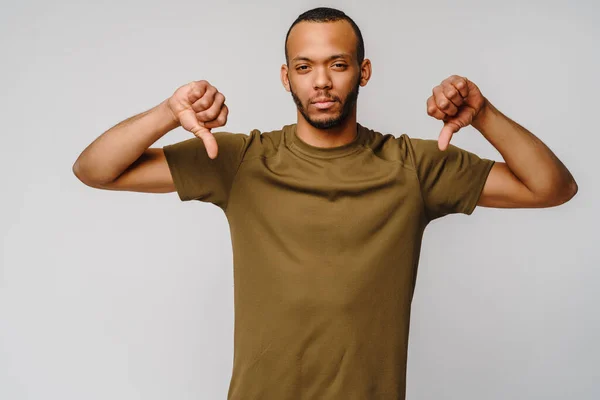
[
  {"left": 163, "top": 144, "right": 192, "bottom": 202},
  {"left": 463, "top": 159, "right": 496, "bottom": 215}
]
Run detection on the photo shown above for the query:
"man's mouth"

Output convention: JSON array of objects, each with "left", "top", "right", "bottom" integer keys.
[{"left": 312, "top": 99, "right": 337, "bottom": 109}]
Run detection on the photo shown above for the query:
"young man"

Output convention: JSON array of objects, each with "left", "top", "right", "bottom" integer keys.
[{"left": 73, "top": 7, "right": 577, "bottom": 400}]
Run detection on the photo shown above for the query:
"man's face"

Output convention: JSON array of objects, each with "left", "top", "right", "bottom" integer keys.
[{"left": 283, "top": 20, "right": 366, "bottom": 129}]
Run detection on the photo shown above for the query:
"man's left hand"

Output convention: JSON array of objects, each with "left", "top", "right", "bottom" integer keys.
[{"left": 426, "top": 75, "right": 488, "bottom": 151}]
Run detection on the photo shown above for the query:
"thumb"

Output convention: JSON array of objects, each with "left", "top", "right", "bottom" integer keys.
[
  {"left": 438, "top": 122, "right": 459, "bottom": 151},
  {"left": 197, "top": 130, "right": 218, "bottom": 160},
  {"left": 179, "top": 110, "right": 219, "bottom": 159}
]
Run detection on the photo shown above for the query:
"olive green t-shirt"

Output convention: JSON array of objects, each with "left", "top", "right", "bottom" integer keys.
[{"left": 163, "top": 123, "right": 495, "bottom": 400}]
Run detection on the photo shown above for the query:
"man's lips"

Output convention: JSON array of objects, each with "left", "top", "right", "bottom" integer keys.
[{"left": 311, "top": 99, "right": 337, "bottom": 109}]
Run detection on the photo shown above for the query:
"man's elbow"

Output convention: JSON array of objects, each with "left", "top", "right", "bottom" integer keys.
[
  {"left": 72, "top": 161, "right": 111, "bottom": 188},
  {"left": 564, "top": 178, "right": 578, "bottom": 203},
  {"left": 73, "top": 161, "right": 92, "bottom": 186},
  {"left": 544, "top": 179, "right": 578, "bottom": 207}
]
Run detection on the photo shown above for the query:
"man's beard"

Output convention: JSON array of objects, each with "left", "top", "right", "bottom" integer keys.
[{"left": 289, "top": 75, "right": 361, "bottom": 130}]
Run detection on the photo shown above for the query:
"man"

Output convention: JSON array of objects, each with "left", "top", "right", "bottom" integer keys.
[{"left": 73, "top": 6, "right": 577, "bottom": 400}]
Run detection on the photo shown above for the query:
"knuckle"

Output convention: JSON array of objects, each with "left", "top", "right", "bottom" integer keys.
[
  {"left": 207, "top": 109, "right": 220, "bottom": 120},
  {"left": 206, "top": 85, "right": 217, "bottom": 94},
  {"left": 198, "top": 108, "right": 217, "bottom": 121},
  {"left": 196, "top": 99, "right": 209, "bottom": 110},
  {"left": 190, "top": 85, "right": 201, "bottom": 97}
]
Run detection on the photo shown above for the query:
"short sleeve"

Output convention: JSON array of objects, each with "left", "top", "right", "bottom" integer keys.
[
  {"left": 162, "top": 131, "right": 251, "bottom": 210},
  {"left": 406, "top": 135, "right": 495, "bottom": 221}
]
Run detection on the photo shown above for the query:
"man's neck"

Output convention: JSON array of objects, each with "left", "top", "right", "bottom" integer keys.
[{"left": 295, "top": 113, "right": 358, "bottom": 148}]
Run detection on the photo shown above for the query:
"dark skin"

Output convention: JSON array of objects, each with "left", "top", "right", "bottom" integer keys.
[{"left": 281, "top": 20, "right": 577, "bottom": 208}]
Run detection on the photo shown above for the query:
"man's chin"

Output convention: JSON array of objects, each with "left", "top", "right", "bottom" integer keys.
[
  {"left": 310, "top": 109, "right": 342, "bottom": 121},
  {"left": 306, "top": 116, "right": 344, "bottom": 129}
]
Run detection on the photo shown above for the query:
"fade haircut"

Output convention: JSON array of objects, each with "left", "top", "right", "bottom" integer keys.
[{"left": 284, "top": 7, "right": 365, "bottom": 67}]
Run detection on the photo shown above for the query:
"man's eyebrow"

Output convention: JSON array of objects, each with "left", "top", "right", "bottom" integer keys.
[{"left": 291, "top": 53, "right": 352, "bottom": 63}]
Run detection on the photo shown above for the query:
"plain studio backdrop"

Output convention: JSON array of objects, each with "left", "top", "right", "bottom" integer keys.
[{"left": 1, "top": 0, "right": 598, "bottom": 399}]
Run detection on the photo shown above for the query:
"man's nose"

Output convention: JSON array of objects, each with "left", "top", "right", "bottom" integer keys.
[{"left": 313, "top": 67, "right": 332, "bottom": 89}]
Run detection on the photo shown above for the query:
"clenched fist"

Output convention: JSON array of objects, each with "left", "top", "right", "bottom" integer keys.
[
  {"left": 426, "top": 75, "right": 488, "bottom": 151},
  {"left": 167, "top": 80, "right": 229, "bottom": 159}
]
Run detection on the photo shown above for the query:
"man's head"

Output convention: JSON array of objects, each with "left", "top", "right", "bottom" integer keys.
[{"left": 281, "top": 7, "right": 371, "bottom": 130}]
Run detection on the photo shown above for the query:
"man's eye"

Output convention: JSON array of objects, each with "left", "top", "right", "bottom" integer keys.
[
  {"left": 334, "top": 63, "right": 347, "bottom": 68},
  {"left": 297, "top": 66, "right": 308, "bottom": 71}
]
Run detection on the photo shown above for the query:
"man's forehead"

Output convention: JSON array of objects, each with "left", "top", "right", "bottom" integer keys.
[{"left": 287, "top": 20, "right": 357, "bottom": 60}]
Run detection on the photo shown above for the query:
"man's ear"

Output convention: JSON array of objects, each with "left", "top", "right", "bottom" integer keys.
[
  {"left": 280, "top": 64, "right": 291, "bottom": 92},
  {"left": 359, "top": 59, "right": 372, "bottom": 87}
]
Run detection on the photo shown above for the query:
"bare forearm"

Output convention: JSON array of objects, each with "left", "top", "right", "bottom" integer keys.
[
  {"left": 472, "top": 100, "right": 577, "bottom": 200},
  {"left": 73, "top": 99, "right": 180, "bottom": 184}
]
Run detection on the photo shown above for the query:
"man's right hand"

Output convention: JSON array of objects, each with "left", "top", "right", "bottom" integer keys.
[{"left": 167, "top": 80, "right": 229, "bottom": 159}]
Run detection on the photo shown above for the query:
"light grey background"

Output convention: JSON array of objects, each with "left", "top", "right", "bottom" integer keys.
[{"left": 1, "top": 0, "right": 598, "bottom": 399}]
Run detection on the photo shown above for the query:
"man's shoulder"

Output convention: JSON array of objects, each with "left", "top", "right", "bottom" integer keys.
[
  {"left": 360, "top": 124, "right": 416, "bottom": 167},
  {"left": 218, "top": 124, "right": 288, "bottom": 162},
  {"left": 253, "top": 124, "right": 287, "bottom": 149}
]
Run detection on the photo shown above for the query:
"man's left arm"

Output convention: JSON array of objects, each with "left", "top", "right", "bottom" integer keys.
[{"left": 427, "top": 75, "right": 578, "bottom": 208}]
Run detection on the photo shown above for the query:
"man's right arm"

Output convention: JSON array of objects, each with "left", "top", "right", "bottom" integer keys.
[
  {"left": 72, "top": 81, "right": 228, "bottom": 193},
  {"left": 72, "top": 99, "right": 179, "bottom": 192}
]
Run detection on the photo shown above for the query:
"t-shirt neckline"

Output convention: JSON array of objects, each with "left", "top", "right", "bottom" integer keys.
[{"left": 285, "top": 122, "right": 367, "bottom": 159}]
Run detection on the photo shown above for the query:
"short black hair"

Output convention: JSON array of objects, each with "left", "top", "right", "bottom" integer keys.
[{"left": 284, "top": 7, "right": 365, "bottom": 66}]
